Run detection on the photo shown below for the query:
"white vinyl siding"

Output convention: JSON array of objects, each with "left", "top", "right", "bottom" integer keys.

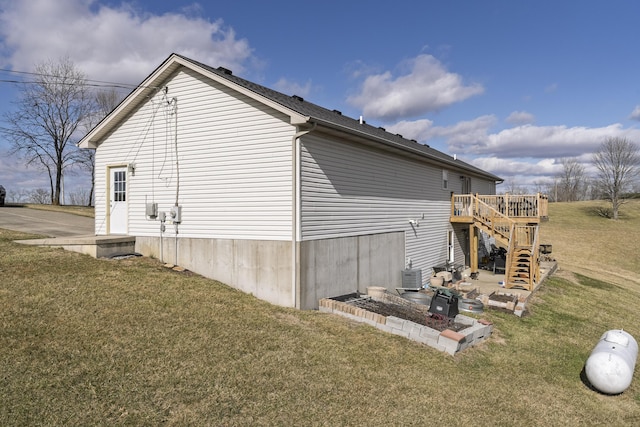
[
  {"left": 300, "top": 133, "right": 454, "bottom": 277},
  {"left": 444, "top": 172, "right": 496, "bottom": 196},
  {"left": 95, "top": 68, "right": 294, "bottom": 240},
  {"left": 471, "top": 178, "right": 496, "bottom": 195}
]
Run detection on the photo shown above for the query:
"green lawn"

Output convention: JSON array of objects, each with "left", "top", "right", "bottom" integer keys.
[
  {"left": 540, "top": 199, "right": 640, "bottom": 283},
  {"left": 1, "top": 201, "right": 639, "bottom": 425}
]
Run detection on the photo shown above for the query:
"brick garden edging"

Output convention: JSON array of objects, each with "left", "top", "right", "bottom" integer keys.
[{"left": 319, "top": 292, "right": 493, "bottom": 355}]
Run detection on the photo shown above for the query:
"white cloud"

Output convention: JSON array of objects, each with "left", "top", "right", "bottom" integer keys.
[
  {"left": 469, "top": 156, "right": 560, "bottom": 178},
  {"left": 505, "top": 111, "right": 535, "bottom": 125},
  {"left": 385, "top": 119, "right": 434, "bottom": 142},
  {"left": 391, "top": 114, "right": 640, "bottom": 185},
  {"left": 427, "top": 115, "right": 497, "bottom": 146},
  {"left": 344, "top": 59, "right": 381, "bottom": 80},
  {"left": 629, "top": 105, "right": 640, "bottom": 121},
  {"left": 386, "top": 116, "right": 499, "bottom": 151},
  {"left": 0, "top": 0, "right": 253, "bottom": 85},
  {"left": 273, "top": 78, "right": 313, "bottom": 98},
  {"left": 346, "top": 54, "right": 484, "bottom": 121},
  {"left": 445, "top": 121, "right": 640, "bottom": 159}
]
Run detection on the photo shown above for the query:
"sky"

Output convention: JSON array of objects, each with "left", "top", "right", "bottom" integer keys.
[{"left": 2, "top": 0, "right": 640, "bottom": 200}]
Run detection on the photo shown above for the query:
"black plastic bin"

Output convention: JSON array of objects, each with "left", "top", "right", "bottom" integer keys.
[{"left": 428, "top": 289, "right": 459, "bottom": 318}]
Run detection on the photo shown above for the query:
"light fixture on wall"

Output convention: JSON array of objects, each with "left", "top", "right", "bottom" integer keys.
[{"left": 128, "top": 163, "right": 136, "bottom": 176}]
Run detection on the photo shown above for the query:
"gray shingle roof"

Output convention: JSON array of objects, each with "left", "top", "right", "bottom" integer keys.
[{"left": 177, "top": 54, "right": 502, "bottom": 182}]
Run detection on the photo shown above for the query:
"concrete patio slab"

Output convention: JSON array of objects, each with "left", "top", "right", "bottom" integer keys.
[{"left": 15, "top": 235, "right": 136, "bottom": 258}]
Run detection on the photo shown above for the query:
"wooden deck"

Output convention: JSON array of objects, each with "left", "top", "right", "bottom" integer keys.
[{"left": 449, "top": 193, "right": 549, "bottom": 291}]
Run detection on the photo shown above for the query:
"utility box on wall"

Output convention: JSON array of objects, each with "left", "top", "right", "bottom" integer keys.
[
  {"left": 402, "top": 268, "right": 422, "bottom": 289},
  {"left": 146, "top": 202, "right": 158, "bottom": 219}
]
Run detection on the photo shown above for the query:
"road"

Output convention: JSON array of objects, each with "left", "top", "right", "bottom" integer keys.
[{"left": 0, "top": 206, "right": 94, "bottom": 237}]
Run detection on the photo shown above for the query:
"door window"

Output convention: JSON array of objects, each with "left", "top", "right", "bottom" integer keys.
[{"left": 113, "top": 171, "right": 126, "bottom": 202}]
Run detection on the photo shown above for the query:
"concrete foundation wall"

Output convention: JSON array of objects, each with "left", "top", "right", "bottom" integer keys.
[
  {"left": 135, "top": 231, "right": 404, "bottom": 310},
  {"left": 136, "top": 236, "right": 293, "bottom": 307},
  {"left": 299, "top": 232, "right": 405, "bottom": 309}
]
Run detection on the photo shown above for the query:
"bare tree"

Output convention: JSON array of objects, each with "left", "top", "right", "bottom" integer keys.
[
  {"left": 5, "top": 188, "right": 31, "bottom": 204},
  {"left": 499, "top": 177, "right": 529, "bottom": 195},
  {"left": 28, "top": 188, "right": 50, "bottom": 204},
  {"left": 77, "top": 88, "right": 123, "bottom": 206},
  {"left": 556, "top": 158, "right": 587, "bottom": 202},
  {"left": 1, "top": 57, "right": 92, "bottom": 205},
  {"left": 531, "top": 180, "right": 555, "bottom": 201},
  {"left": 592, "top": 137, "right": 640, "bottom": 219},
  {"left": 67, "top": 188, "right": 91, "bottom": 206}
]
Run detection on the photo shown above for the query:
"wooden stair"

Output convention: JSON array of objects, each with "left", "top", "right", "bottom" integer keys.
[
  {"left": 452, "top": 194, "right": 543, "bottom": 291},
  {"left": 504, "top": 226, "right": 540, "bottom": 290}
]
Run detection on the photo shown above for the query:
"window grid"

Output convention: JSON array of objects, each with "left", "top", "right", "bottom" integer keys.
[{"left": 113, "top": 171, "right": 126, "bottom": 202}]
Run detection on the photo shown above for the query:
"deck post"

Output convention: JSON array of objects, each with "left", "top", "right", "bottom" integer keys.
[
  {"left": 470, "top": 223, "right": 478, "bottom": 274},
  {"left": 451, "top": 193, "right": 455, "bottom": 217},
  {"left": 474, "top": 193, "right": 478, "bottom": 218},
  {"left": 504, "top": 192, "right": 509, "bottom": 216}
]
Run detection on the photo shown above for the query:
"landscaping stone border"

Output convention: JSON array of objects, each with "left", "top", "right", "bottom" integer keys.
[{"left": 319, "top": 292, "right": 493, "bottom": 355}]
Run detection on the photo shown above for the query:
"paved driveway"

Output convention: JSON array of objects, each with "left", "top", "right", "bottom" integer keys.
[{"left": 0, "top": 206, "right": 94, "bottom": 237}]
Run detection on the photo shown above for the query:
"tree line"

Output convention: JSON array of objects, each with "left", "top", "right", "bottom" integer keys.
[{"left": 502, "top": 137, "right": 640, "bottom": 220}]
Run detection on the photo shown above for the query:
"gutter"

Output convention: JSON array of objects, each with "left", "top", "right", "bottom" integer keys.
[{"left": 291, "top": 121, "right": 316, "bottom": 309}]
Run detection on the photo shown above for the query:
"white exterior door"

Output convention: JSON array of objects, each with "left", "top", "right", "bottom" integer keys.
[{"left": 109, "top": 166, "right": 128, "bottom": 234}]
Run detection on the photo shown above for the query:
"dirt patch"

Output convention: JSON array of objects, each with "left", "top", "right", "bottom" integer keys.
[
  {"left": 489, "top": 293, "right": 516, "bottom": 303},
  {"left": 343, "top": 296, "right": 469, "bottom": 332}
]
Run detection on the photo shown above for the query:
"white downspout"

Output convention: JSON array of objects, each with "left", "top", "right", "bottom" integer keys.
[{"left": 292, "top": 122, "right": 316, "bottom": 309}]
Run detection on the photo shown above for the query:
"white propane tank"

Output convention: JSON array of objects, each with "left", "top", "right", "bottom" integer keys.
[{"left": 585, "top": 329, "right": 638, "bottom": 394}]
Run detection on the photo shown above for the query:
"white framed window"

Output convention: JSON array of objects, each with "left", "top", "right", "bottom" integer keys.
[
  {"left": 442, "top": 169, "right": 449, "bottom": 190},
  {"left": 447, "top": 230, "right": 455, "bottom": 263}
]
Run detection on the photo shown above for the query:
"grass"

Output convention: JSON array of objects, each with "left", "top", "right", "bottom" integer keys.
[
  {"left": 540, "top": 199, "right": 640, "bottom": 284},
  {"left": 1, "top": 201, "right": 640, "bottom": 425}
]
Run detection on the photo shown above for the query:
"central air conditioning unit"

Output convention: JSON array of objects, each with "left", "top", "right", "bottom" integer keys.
[{"left": 402, "top": 268, "right": 422, "bottom": 289}]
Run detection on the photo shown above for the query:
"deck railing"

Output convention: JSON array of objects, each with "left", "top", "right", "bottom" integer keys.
[
  {"left": 475, "top": 197, "right": 513, "bottom": 242},
  {"left": 512, "top": 224, "right": 538, "bottom": 247},
  {"left": 452, "top": 193, "right": 548, "bottom": 222}
]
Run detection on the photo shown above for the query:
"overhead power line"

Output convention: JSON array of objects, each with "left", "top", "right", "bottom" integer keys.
[
  {"left": 0, "top": 67, "right": 153, "bottom": 91},
  {"left": 0, "top": 78, "right": 135, "bottom": 90}
]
